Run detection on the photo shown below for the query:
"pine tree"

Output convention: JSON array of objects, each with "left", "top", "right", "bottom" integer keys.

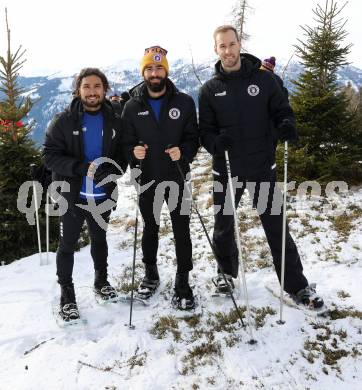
[
  {"left": 289, "top": 0, "right": 362, "bottom": 184},
  {"left": 0, "top": 9, "right": 56, "bottom": 264},
  {"left": 356, "top": 87, "right": 362, "bottom": 130},
  {"left": 231, "top": 0, "right": 252, "bottom": 45}
]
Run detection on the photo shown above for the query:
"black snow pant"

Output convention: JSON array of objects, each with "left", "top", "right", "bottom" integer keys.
[
  {"left": 139, "top": 181, "right": 193, "bottom": 274},
  {"left": 56, "top": 198, "right": 112, "bottom": 286},
  {"left": 212, "top": 170, "right": 308, "bottom": 295}
]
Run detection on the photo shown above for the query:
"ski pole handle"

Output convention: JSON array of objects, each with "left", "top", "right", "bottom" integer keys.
[{"left": 30, "top": 163, "right": 37, "bottom": 181}]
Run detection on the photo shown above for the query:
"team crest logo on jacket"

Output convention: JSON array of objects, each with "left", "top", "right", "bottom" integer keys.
[
  {"left": 247, "top": 84, "right": 260, "bottom": 96},
  {"left": 169, "top": 108, "right": 180, "bottom": 120}
]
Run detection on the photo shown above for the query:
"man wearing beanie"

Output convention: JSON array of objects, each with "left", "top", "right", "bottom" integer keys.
[
  {"left": 261, "top": 56, "right": 289, "bottom": 98},
  {"left": 261, "top": 56, "right": 276, "bottom": 72},
  {"left": 122, "top": 46, "right": 199, "bottom": 310},
  {"left": 261, "top": 56, "right": 290, "bottom": 151},
  {"left": 198, "top": 26, "right": 324, "bottom": 310}
]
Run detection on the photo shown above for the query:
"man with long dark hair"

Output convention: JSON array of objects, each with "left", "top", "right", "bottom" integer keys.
[{"left": 43, "top": 68, "right": 127, "bottom": 322}]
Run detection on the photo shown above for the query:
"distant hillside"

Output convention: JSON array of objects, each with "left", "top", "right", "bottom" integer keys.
[{"left": 16, "top": 59, "right": 362, "bottom": 145}]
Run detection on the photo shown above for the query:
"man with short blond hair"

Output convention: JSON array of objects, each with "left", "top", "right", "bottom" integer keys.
[
  {"left": 198, "top": 26, "right": 324, "bottom": 309},
  {"left": 212, "top": 24, "right": 239, "bottom": 42}
]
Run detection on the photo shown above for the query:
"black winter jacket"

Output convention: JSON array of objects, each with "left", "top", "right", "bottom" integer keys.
[
  {"left": 43, "top": 98, "right": 128, "bottom": 206},
  {"left": 199, "top": 53, "right": 295, "bottom": 180},
  {"left": 121, "top": 79, "right": 199, "bottom": 184}
]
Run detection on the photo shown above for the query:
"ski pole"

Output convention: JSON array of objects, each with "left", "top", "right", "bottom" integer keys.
[
  {"left": 127, "top": 142, "right": 145, "bottom": 330},
  {"left": 30, "top": 164, "right": 43, "bottom": 266},
  {"left": 277, "top": 141, "right": 288, "bottom": 325},
  {"left": 224, "top": 150, "right": 255, "bottom": 343},
  {"left": 167, "top": 145, "right": 251, "bottom": 338},
  {"left": 45, "top": 190, "right": 49, "bottom": 265}
]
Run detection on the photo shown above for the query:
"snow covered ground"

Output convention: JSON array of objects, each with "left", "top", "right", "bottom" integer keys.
[{"left": 1, "top": 150, "right": 361, "bottom": 390}]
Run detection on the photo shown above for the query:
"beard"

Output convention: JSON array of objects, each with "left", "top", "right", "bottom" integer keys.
[
  {"left": 145, "top": 76, "right": 167, "bottom": 93},
  {"left": 221, "top": 54, "right": 240, "bottom": 70},
  {"left": 81, "top": 95, "right": 104, "bottom": 110}
]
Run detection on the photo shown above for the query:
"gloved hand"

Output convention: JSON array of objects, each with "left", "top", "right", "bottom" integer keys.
[
  {"left": 30, "top": 164, "right": 52, "bottom": 189},
  {"left": 214, "top": 133, "right": 233, "bottom": 153},
  {"left": 278, "top": 119, "right": 298, "bottom": 142}
]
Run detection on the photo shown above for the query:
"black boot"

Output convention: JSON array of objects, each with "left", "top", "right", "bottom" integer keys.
[
  {"left": 212, "top": 273, "right": 235, "bottom": 295},
  {"left": 59, "top": 284, "right": 79, "bottom": 321},
  {"left": 172, "top": 272, "right": 195, "bottom": 311},
  {"left": 137, "top": 264, "right": 160, "bottom": 300},
  {"left": 292, "top": 283, "right": 324, "bottom": 309},
  {"left": 94, "top": 269, "right": 117, "bottom": 301}
]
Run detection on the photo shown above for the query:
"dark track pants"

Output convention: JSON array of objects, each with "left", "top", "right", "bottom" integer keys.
[
  {"left": 56, "top": 199, "right": 111, "bottom": 286},
  {"left": 212, "top": 171, "right": 308, "bottom": 295},
  {"left": 139, "top": 182, "right": 193, "bottom": 274}
]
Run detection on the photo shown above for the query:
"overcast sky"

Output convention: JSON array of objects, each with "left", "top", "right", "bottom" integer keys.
[{"left": 0, "top": 0, "right": 361, "bottom": 76}]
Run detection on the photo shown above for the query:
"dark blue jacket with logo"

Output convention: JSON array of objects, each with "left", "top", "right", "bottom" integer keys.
[
  {"left": 43, "top": 98, "right": 127, "bottom": 206},
  {"left": 121, "top": 79, "right": 199, "bottom": 184},
  {"left": 199, "top": 53, "right": 295, "bottom": 180}
]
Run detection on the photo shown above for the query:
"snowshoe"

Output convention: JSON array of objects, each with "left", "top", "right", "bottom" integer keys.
[
  {"left": 212, "top": 273, "right": 235, "bottom": 297},
  {"left": 135, "top": 264, "right": 160, "bottom": 301},
  {"left": 59, "top": 303, "right": 80, "bottom": 322},
  {"left": 54, "top": 284, "right": 86, "bottom": 327},
  {"left": 171, "top": 294, "right": 195, "bottom": 311},
  {"left": 52, "top": 302, "right": 88, "bottom": 328},
  {"left": 94, "top": 269, "right": 118, "bottom": 303},
  {"left": 265, "top": 280, "right": 330, "bottom": 318},
  {"left": 291, "top": 283, "right": 325, "bottom": 310},
  {"left": 53, "top": 304, "right": 86, "bottom": 327},
  {"left": 171, "top": 272, "right": 195, "bottom": 311},
  {"left": 171, "top": 287, "right": 196, "bottom": 311},
  {"left": 136, "top": 277, "right": 160, "bottom": 300},
  {"left": 94, "top": 283, "right": 118, "bottom": 303},
  {"left": 170, "top": 299, "right": 203, "bottom": 319},
  {"left": 115, "top": 292, "right": 151, "bottom": 306}
]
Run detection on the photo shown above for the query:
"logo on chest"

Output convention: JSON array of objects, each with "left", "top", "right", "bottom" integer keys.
[
  {"left": 138, "top": 110, "right": 149, "bottom": 116},
  {"left": 169, "top": 108, "right": 180, "bottom": 120},
  {"left": 247, "top": 84, "right": 260, "bottom": 96}
]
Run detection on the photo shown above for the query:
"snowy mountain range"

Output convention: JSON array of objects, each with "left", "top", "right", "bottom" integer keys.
[{"left": 18, "top": 59, "right": 362, "bottom": 146}]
